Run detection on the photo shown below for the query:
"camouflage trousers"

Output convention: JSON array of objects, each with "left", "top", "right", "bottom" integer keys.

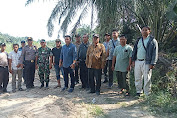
[{"left": 38, "top": 64, "right": 50, "bottom": 83}]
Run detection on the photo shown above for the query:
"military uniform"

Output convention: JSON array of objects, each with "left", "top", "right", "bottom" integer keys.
[{"left": 36, "top": 46, "right": 52, "bottom": 85}]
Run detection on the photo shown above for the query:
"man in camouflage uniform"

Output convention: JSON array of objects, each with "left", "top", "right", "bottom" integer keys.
[{"left": 36, "top": 39, "right": 53, "bottom": 88}]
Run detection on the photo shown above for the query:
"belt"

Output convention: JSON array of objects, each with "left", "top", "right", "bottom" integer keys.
[
  {"left": 138, "top": 59, "right": 145, "bottom": 61},
  {"left": 0, "top": 66, "right": 8, "bottom": 68},
  {"left": 25, "top": 60, "right": 35, "bottom": 63}
]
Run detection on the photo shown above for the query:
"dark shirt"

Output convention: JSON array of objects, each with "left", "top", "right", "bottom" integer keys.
[
  {"left": 78, "top": 42, "right": 89, "bottom": 61},
  {"left": 52, "top": 47, "right": 62, "bottom": 65},
  {"left": 60, "top": 43, "right": 77, "bottom": 68}
]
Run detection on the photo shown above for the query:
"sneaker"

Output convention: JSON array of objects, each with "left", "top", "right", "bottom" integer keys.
[
  {"left": 136, "top": 93, "right": 141, "bottom": 97},
  {"left": 18, "top": 88, "right": 24, "bottom": 91},
  {"left": 88, "top": 91, "right": 95, "bottom": 94},
  {"left": 108, "top": 84, "right": 113, "bottom": 89},
  {"left": 62, "top": 87, "right": 68, "bottom": 91},
  {"left": 12, "top": 90, "right": 16, "bottom": 93},
  {"left": 68, "top": 88, "right": 74, "bottom": 93}
]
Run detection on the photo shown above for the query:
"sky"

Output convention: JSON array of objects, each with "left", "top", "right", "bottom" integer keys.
[{"left": 0, "top": 0, "right": 93, "bottom": 41}]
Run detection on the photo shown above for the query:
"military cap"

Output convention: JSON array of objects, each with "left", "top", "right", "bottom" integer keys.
[{"left": 40, "top": 39, "right": 46, "bottom": 43}]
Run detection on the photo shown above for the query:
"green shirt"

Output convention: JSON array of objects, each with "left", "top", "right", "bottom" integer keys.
[
  {"left": 137, "top": 36, "right": 150, "bottom": 60},
  {"left": 113, "top": 44, "right": 133, "bottom": 72},
  {"left": 36, "top": 47, "right": 53, "bottom": 65}
]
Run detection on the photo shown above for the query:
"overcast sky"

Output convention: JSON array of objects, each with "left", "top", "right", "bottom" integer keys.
[{"left": 0, "top": 0, "right": 93, "bottom": 41}]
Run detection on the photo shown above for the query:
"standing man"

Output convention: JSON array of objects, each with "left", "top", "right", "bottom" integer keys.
[
  {"left": 52, "top": 39, "right": 63, "bottom": 88},
  {"left": 18, "top": 40, "right": 26, "bottom": 51},
  {"left": 59, "top": 35, "right": 77, "bottom": 93},
  {"left": 20, "top": 37, "right": 37, "bottom": 90},
  {"left": 107, "top": 29, "right": 120, "bottom": 88},
  {"left": 18, "top": 40, "right": 26, "bottom": 84},
  {"left": 112, "top": 35, "right": 132, "bottom": 95},
  {"left": 103, "top": 33, "right": 111, "bottom": 83},
  {"left": 77, "top": 34, "right": 90, "bottom": 90},
  {"left": 9, "top": 44, "right": 24, "bottom": 93},
  {"left": 86, "top": 34, "right": 106, "bottom": 95},
  {"left": 74, "top": 34, "right": 81, "bottom": 84},
  {"left": 0, "top": 43, "right": 9, "bottom": 93},
  {"left": 36, "top": 39, "right": 53, "bottom": 88},
  {"left": 132, "top": 26, "right": 158, "bottom": 96}
]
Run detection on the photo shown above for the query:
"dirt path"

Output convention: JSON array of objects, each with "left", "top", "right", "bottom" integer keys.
[{"left": 0, "top": 69, "right": 157, "bottom": 118}]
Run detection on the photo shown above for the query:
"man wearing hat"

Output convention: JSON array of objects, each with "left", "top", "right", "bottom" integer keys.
[
  {"left": 103, "top": 33, "right": 111, "bottom": 83},
  {"left": 0, "top": 43, "right": 9, "bottom": 93},
  {"left": 18, "top": 40, "right": 26, "bottom": 84},
  {"left": 36, "top": 39, "right": 53, "bottom": 88},
  {"left": 20, "top": 37, "right": 37, "bottom": 90},
  {"left": 86, "top": 34, "right": 106, "bottom": 95},
  {"left": 52, "top": 39, "right": 64, "bottom": 88}
]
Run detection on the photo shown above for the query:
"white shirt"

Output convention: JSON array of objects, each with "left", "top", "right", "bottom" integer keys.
[
  {"left": 8, "top": 51, "right": 22, "bottom": 70},
  {"left": 0, "top": 51, "right": 8, "bottom": 67}
]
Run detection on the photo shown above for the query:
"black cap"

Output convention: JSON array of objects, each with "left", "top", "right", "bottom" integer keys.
[
  {"left": 93, "top": 34, "right": 99, "bottom": 38},
  {"left": 104, "top": 33, "right": 111, "bottom": 36},
  {"left": 40, "top": 39, "right": 46, "bottom": 43},
  {"left": 75, "top": 34, "right": 80, "bottom": 38},
  {"left": 55, "top": 39, "right": 61, "bottom": 42},
  {"left": 21, "top": 40, "right": 25, "bottom": 43},
  {"left": 27, "top": 37, "right": 33, "bottom": 41},
  {"left": 1, "top": 43, "right": 6, "bottom": 46}
]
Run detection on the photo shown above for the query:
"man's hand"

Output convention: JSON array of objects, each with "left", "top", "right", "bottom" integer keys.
[
  {"left": 70, "top": 63, "right": 75, "bottom": 69},
  {"left": 35, "top": 64, "right": 38, "bottom": 69},
  {"left": 111, "top": 66, "right": 115, "bottom": 71},
  {"left": 131, "top": 61, "right": 135, "bottom": 67},
  {"left": 16, "top": 64, "right": 21, "bottom": 68},
  {"left": 53, "top": 62, "right": 55, "bottom": 66},
  {"left": 59, "top": 63, "right": 62, "bottom": 68},
  {"left": 49, "top": 64, "right": 52, "bottom": 69},
  {"left": 20, "top": 64, "right": 23, "bottom": 68},
  {"left": 9, "top": 68, "right": 13, "bottom": 74},
  {"left": 127, "top": 65, "right": 131, "bottom": 71},
  {"left": 76, "top": 61, "right": 79, "bottom": 66},
  {"left": 149, "top": 65, "right": 154, "bottom": 69}
]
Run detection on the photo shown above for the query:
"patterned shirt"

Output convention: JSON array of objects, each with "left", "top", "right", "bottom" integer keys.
[
  {"left": 8, "top": 51, "right": 22, "bottom": 70},
  {"left": 86, "top": 43, "right": 106, "bottom": 69},
  {"left": 36, "top": 47, "right": 53, "bottom": 65},
  {"left": 108, "top": 38, "right": 120, "bottom": 60}
]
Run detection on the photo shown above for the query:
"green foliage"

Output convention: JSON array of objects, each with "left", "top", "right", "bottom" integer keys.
[{"left": 143, "top": 91, "right": 177, "bottom": 114}]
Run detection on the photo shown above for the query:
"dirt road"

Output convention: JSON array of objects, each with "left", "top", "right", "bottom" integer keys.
[{"left": 0, "top": 69, "right": 156, "bottom": 118}]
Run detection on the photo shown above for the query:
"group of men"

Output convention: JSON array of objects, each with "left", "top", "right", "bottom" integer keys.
[{"left": 0, "top": 26, "right": 158, "bottom": 96}]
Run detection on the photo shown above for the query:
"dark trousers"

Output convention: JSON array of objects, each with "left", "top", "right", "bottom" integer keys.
[
  {"left": 116, "top": 71, "right": 129, "bottom": 90},
  {"left": 79, "top": 61, "right": 89, "bottom": 88},
  {"left": 88, "top": 68, "right": 102, "bottom": 92},
  {"left": 108, "top": 60, "right": 113, "bottom": 86},
  {"left": 24, "top": 61, "right": 35, "bottom": 88},
  {"left": 0, "top": 67, "right": 9, "bottom": 92},
  {"left": 103, "top": 60, "right": 108, "bottom": 81},
  {"left": 75, "top": 65, "right": 79, "bottom": 83},
  {"left": 63, "top": 67, "right": 75, "bottom": 88}
]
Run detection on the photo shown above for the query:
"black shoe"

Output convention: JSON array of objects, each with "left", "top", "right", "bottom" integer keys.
[
  {"left": 18, "top": 88, "right": 24, "bottom": 91},
  {"left": 103, "top": 80, "right": 108, "bottom": 83},
  {"left": 136, "top": 93, "right": 141, "bottom": 97},
  {"left": 62, "top": 87, "right": 68, "bottom": 91},
  {"left": 88, "top": 91, "right": 95, "bottom": 94},
  {"left": 46, "top": 83, "right": 49, "bottom": 88},
  {"left": 86, "top": 88, "right": 90, "bottom": 91},
  {"left": 40, "top": 83, "right": 44, "bottom": 88}
]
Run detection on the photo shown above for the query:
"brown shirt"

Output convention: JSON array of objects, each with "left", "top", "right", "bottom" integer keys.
[
  {"left": 86, "top": 43, "right": 106, "bottom": 69},
  {"left": 20, "top": 45, "right": 37, "bottom": 64}
]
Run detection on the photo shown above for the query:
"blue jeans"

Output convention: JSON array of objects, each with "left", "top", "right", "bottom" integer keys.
[
  {"left": 63, "top": 67, "right": 75, "bottom": 88},
  {"left": 54, "top": 65, "right": 64, "bottom": 80}
]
